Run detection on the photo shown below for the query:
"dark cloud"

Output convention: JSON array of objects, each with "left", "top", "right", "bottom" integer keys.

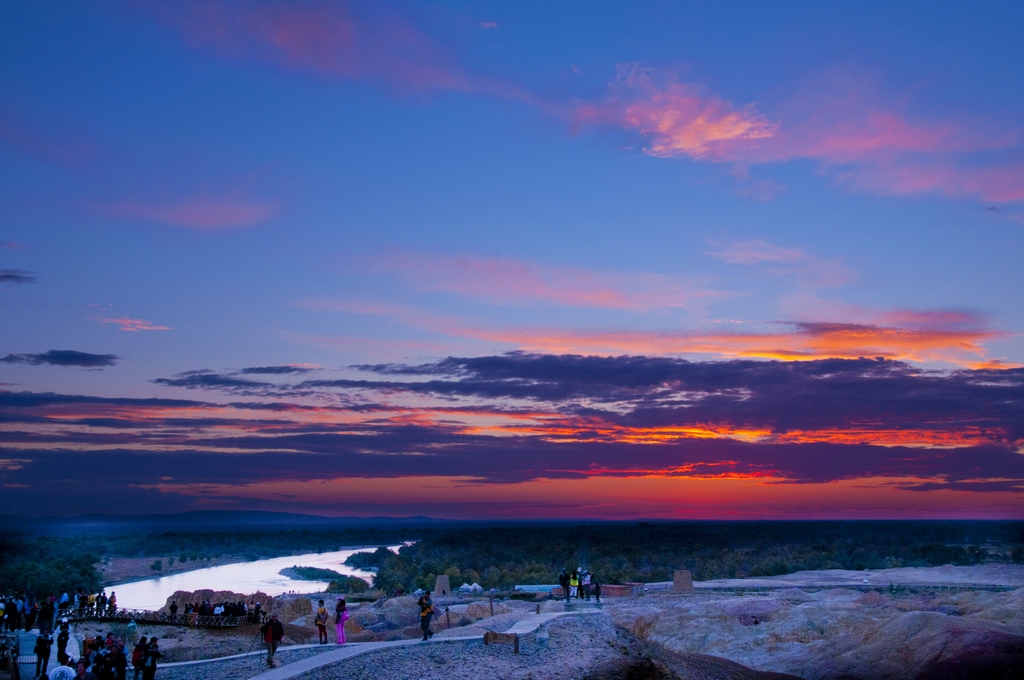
[
  {"left": 0, "top": 269, "right": 37, "bottom": 284},
  {"left": 0, "top": 391, "right": 205, "bottom": 409},
  {"left": 151, "top": 353, "right": 1024, "bottom": 441},
  {"left": 152, "top": 370, "right": 274, "bottom": 393},
  {"left": 239, "top": 365, "right": 319, "bottom": 375},
  {"left": 0, "top": 350, "right": 119, "bottom": 367},
  {"left": 2, "top": 353, "right": 1023, "bottom": 514}
]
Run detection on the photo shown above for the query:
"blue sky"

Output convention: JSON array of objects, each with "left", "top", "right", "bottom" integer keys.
[{"left": 1, "top": 1, "right": 1022, "bottom": 518}]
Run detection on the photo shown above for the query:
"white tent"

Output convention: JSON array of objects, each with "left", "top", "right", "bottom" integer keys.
[
  {"left": 470, "top": 582, "right": 484, "bottom": 593},
  {"left": 458, "top": 582, "right": 473, "bottom": 593}
]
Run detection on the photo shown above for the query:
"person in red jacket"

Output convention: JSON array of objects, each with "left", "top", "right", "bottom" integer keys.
[{"left": 260, "top": 613, "right": 284, "bottom": 667}]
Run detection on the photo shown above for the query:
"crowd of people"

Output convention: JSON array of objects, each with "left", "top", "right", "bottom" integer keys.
[
  {"left": 14, "top": 616, "right": 160, "bottom": 680},
  {"left": 165, "top": 599, "right": 263, "bottom": 624},
  {"left": 2, "top": 588, "right": 124, "bottom": 637},
  {"left": 0, "top": 585, "right": 170, "bottom": 680},
  {"left": 558, "top": 568, "right": 602, "bottom": 602}
]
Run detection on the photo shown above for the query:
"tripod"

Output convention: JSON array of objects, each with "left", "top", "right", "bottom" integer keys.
[{"left": 245, "top": 627, "right": 265, "bottom": 671}]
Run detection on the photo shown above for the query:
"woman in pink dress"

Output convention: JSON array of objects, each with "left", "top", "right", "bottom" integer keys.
[{"left": 334, "top": 596, "right": 348, "bottom": 644}]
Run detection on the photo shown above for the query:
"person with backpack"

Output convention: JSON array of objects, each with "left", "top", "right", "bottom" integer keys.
[
  {"left": 131, "top": 636, "right": 147, "bottom": 680},
  {"left": 314, "top": 599, "right": 329, "bottom": 644},
  {"left": 417, "top": 591, "right": 435, "bottom": 641}
]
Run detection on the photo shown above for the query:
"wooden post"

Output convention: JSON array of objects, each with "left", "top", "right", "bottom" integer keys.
[
  {"left": 489, "top": 593, "right": 494, "bottom": 617},
  {"left": 445, "top": 607, "right": 450, "bottom": 629}
]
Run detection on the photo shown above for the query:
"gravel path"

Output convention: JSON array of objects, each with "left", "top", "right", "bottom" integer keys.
[
  {"left": 155, "top": 645, "right": 329, "bottom": 680},
  {"left": 289, "top": 616, "right": 639, "bottom": 680}
]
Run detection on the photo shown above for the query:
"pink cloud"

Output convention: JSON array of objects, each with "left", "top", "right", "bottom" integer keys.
[
  {"left": 575, "top": 64, "right": 777, "bottom": 160},
  {"left": 148, "top": 0, "right": 472, "bottom": 94},
  {"left": 99, "top": 191, "right": 279, "bottom": 229},
  {"left": 361, "top": 251, "right": 725, "bottom": 311},
  {"left": 709, "top": 239, "right": 806, "bottom": 265},
  {"left": 97, "top": 316, "right": 173, "bottom": 332},
  {"left": 709, "top": 240, "right": 855, "bottom": 287},
  {"left": 582, "top": 65, "right": 1024, "bottom": 204}
]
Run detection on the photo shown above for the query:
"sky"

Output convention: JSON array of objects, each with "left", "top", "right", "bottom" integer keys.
[{"left": 1, "top": 1, "right": 1022, "bottom": 519}]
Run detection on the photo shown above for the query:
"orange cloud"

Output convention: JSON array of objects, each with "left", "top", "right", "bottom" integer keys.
[
  {"left": 576, "top": 64, "right": 777, "bottom": 160},
  {"left": 450, "top": 320, "right": 1000, "bottom": 365}
]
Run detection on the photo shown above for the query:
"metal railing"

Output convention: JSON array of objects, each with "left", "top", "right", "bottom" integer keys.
[{"left": 57, "top": 607, "right": 258, "bottom": 628}]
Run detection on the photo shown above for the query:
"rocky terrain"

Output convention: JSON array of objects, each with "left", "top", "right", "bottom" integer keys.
[
  {"left": 76, "top": 566, "right": 1024, "bottom": 678},
  {"left": 609, "top": 583, "right": 1024, "bottom": 679}
]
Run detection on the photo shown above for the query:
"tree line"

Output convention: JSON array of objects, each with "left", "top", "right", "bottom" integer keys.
[
  {"left": 2, "top": 521, "right": 1021, "bottom": 596},
  {"left": 345, "top": 521, "right": 1024, "bottom": 592}
]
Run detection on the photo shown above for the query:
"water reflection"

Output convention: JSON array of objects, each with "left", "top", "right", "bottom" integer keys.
[{"left": 111, "top": 546, "right": 395, "bottom": 610}]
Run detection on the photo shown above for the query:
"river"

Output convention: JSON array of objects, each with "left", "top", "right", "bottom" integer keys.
[{"left": 109, "top": 546, "right": 395, "bottom": 610}]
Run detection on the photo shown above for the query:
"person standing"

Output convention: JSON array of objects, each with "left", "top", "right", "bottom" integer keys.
[
  {"left": 39, "top": 597, "right": 54, "bottom": 635},
  {"left": 112, "top": 642, "right": 128, "bottom": 680},
  {"left": 593, "top": 577, "right": 602, "bottom": 603},
  {"left": 569, "top": 571, "right": 579, "bottom": 599},
  {"left": 57, "top": 625, "right": 70, "bottom": 666},
  {"left": 314, "top": 599, "right": 328, "bottom": 644},
  {"left": 558, "top": 569, "right": 570, "bottom": 603},
  {"left": 582, "top": 571, "right": 592, "bottom": 601},
  {"left": 131, "top": 636, "right": 147, "bottom": 680},
  {"left": 334, "top": 597, "right": 348, "bottom": 644},
  {"left": 141, "top": 637, "right": 161, "bottom": 680},
  {"left": 34, "top": 631, "right": 53, "bottom": 677},
  {"left": 260, "top": 613, "right": 284, "bottom": 667},
  {"left": 168, "top": 601, "right": 178, "bottom": 623},
  {"left": 418, "top": 591, "right": 435, "bottom": 641}
]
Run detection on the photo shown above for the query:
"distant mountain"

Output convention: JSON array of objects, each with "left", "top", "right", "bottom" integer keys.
[{"left": 0, "top": 510, "right": 445, "bottom": 535}]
